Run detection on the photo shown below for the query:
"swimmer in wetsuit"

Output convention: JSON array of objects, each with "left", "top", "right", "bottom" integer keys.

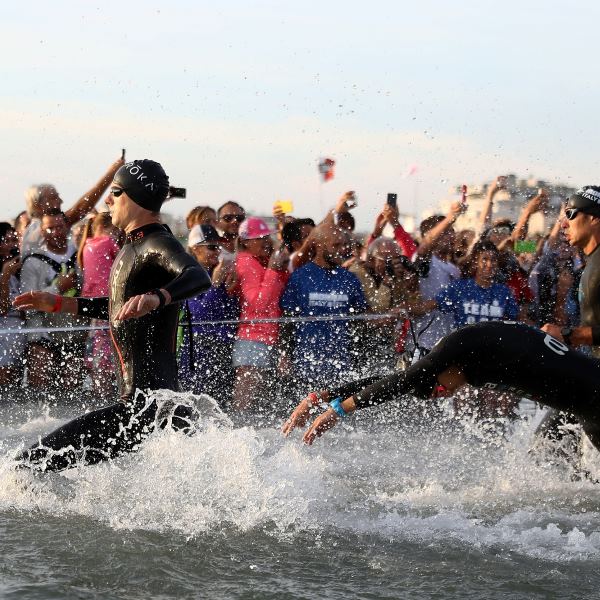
[
  {"left": 535, "top": 186, "right": 600, "bottom": 445},
  {"left": 282, "top": 321, "right": 600, "bottom": 449},
  {"left": 14, "top": 159, "right": 211, "bottom": 472}
]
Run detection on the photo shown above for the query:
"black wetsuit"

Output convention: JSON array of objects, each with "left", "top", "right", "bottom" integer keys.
[
  {"left": 327, "top": 321, "right": 600, "bottom": 449},
  {"left": 535, "top": 243, "right": 600, "bottom": 442},
  {"left": 19, "top": 223, "right": 211, "bottom": 472},
  {"left": 579, "top": 244, "right": 600, "bottom": 348}
]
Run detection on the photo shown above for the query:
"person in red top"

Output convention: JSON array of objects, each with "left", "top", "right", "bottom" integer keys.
[{"left": 232, "top": 217, "right": 289, "bottom": 411}]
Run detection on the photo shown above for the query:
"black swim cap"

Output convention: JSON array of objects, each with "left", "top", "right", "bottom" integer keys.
[
  {"left": 567, "top": 186, "right": 600, "bottom": 217},
  {"left": 113, "top": 160, "right": 170, "bottom": 212}
]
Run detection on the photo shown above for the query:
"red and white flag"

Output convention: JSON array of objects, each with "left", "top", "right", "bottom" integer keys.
[{"left": 318, "top": 158, "right": 335, "bottom": 182}]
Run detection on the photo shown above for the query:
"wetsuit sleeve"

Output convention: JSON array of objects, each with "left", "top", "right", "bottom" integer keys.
[
  {"left": 77, "top": 297, "right": 110, "bottom": 320},
  {"left": 352, "top": 364, "right": 437, "bottom": 409},
  {"left": 155, "top": 235, "right": 212, "bottom": 303},
  {"left": 327, "top": 374, "right": 382, "bottom": 399}
]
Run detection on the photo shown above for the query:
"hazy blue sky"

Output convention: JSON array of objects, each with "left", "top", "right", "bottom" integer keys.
[{"left": 2, "top": 1, "right": 599, "bottom": 226}]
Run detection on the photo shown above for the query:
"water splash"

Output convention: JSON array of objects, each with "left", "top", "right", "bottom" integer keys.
[{"left": 1, "top": 394, "right": 600, "bottom": 562}]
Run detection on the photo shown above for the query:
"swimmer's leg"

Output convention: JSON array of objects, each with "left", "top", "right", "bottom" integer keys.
[{"left": 17, "top": 400, "right": 158, "bottom": 473}]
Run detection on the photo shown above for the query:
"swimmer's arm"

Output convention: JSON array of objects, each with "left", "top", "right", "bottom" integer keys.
[
  {"left": 13, "top": 291, "right": 79, "bottom": 314},
  {"left": 158, "top": 238, "right": 212, "bottom": 303},
  {"left": 77, "top": 296, "right": 109, "bottom": 320}
]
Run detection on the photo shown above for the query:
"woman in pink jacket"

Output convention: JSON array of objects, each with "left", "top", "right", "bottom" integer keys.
[
  {"left": 232, "top": 217, "right": 289, "bottom": 411},
  {"left": 77, "top": 212, "right": 122, "bottom": 391}
]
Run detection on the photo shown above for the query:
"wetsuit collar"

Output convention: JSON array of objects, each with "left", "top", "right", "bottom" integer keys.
[{"left": 125, "top": 223, "right": 170, "bottom": 244}]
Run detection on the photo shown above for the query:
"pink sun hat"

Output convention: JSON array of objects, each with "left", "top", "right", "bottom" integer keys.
[{"left": 238, "top": 217, "right": 274, "bottom": 240}]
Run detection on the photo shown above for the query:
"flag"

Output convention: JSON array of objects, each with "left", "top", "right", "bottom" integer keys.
[{"left": 318, "top": 158, "right": 335, "bottom": 182}]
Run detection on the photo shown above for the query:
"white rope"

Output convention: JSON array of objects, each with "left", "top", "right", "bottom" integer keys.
[{"left": 0, "top": 312, "right": 404, "bottom": 335}]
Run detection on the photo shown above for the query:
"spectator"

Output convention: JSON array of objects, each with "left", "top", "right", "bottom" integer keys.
[
  {"left": 0, "top": 224, "right": 25, "bottom": 387},
  {"left": 13, "top": 211, "right": 30, "bottom": 246},
  {"left": 20, "top": 210, "right": 87, "bottom": 390},
  {"left": 406, "top": 202, "right": 463, "bottom": 354},
  {"left": 232, "top": 217, "right": 289, "bottom": 411},
  {"left": 281, "top": 218, "right": 315, "bottom": 272},
  {"left": 349, "top": 237, "right": 420, "bottom": 372},
  {"left": 77, "top": 212, "right": 122, "bottom": 392},
  {"left": 186, "top": 205, "right": 217, "bottom": 230},
  {"left": 179, "top": 224, "right": 240, "bottom": 406},
  {"left": 404, "top": 240, "right": 519, "bottom": 328},
  {"left": 216, "top": 201, "right": 246, "bottom": 263},
  {"left": 21, "top": 157, "right": 123, "bottom": 255},
  {"left": 280, "top": 224, "right": 367, "bottom": 394}
]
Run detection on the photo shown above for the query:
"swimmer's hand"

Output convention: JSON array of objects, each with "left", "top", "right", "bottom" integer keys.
[
  {"left": 13, "top": 291, "right": 77, "bottom": 314},
  {"left": 115, "top": 289, "right": 172, "bottom": 321},
  {"left": 14, "top": 290, "right": 58, "bottom": 312},
  {"left": 282, "top": 392, "right": 327, "bottom": 437},
  {"left": 303, "top": 408, "right": 339, "bottom": 445}
]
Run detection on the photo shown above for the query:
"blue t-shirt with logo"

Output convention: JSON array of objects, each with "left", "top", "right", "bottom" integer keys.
[
  {"left": 436, "top": 278, "right": 519, "bottom": 328},
  {"left": 280, "top": 262, "right": 367, "bottom": 381}
]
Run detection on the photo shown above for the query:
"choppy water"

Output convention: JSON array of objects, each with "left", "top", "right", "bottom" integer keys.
[{"left": 1, "top": 391, "right": 600, "bottom": 599}]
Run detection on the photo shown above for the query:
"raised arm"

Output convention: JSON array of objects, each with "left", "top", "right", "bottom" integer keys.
[
  {"left": 64, "top": 157, "right": 124, "bottom": 227},
  {"left": 478, "top": 176, "right": 506, "bottom": 234},
  {"left": 417, "top": 201, "right": 464, "bottom": 257},
  {"left": 511, "top": 188, "right": 548, "bottom": 243}
]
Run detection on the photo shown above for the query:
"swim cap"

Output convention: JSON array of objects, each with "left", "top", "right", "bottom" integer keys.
[
  {"left": 113, "top": 160, "right": 170, "bottom": 212},
  {"left": 567, "top": 186, "right": 600, "bottom": 217}
]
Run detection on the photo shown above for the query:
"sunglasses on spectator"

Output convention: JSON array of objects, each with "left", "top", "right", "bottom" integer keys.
[
  {"left": 220, "top": 214, "right": 245, "bottom": 223},
  {"left": 198, "top": 244, "right": 221, "bottom": 251},
  {"left": 110, "top": 187, "right": 128, "bottom": 197}
]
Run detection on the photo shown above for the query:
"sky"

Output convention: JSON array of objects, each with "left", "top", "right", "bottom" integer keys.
[{"left": 2, "top": 1, "right": 599, "bottom": 228}]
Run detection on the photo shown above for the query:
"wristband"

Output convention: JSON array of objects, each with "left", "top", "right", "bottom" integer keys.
[
  {"left": 150, "top": 288, "right": 167, "bottom": 309},
  {"left": 51, "top": 295, "right": 63, "bottom": 313},
  {"left": 329, "top": 397, "right": 347, "bottom": 419}
]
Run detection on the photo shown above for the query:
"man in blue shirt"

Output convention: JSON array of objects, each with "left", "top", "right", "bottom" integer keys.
[{"left": 280, "top": 225, "right": 367, "bottom": 393}]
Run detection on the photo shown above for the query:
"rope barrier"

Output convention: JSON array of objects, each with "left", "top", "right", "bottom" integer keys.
[{"left": 0, "top": 312, "right": 404, "bottom": 336}]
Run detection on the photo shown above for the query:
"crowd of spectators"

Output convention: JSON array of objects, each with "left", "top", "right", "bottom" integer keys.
[{"left": 0, "top": 166, "right": 585, "bottom": 418}]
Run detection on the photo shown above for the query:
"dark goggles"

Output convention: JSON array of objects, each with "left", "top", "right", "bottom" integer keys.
[
  {"left": 110, "top": 187, "right": 131, "bottom": 197},
  {"left": 221, "top": 214, "right": 245, "bottom": 223},
  {"left": 564, "top": 207, "right": 580, "bottom": 220}
]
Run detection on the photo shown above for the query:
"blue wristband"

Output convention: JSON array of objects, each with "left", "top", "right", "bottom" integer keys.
[{"left": 329, "top": 397, "right": 347, "bottom": 419}]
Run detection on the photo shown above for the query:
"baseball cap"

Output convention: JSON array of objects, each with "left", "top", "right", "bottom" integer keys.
[
  {"left": 238, "top": 217, "right": 273, "bottom": 240},
  {"left": 188, "top": 224, "right": 225, "bottom": 247}
]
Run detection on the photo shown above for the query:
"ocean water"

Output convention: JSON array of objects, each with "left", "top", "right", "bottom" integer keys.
[{"left": 1, "top": 391, "right": 600, "bottom": 599}]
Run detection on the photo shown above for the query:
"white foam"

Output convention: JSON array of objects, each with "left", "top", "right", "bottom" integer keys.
[{"left": 2, "top": 393, "right": 600, "bottom": 562}]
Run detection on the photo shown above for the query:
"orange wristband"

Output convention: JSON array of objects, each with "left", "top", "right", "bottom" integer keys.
[{"left": 51, "top": 295, "right": 63, "bottom": 313}]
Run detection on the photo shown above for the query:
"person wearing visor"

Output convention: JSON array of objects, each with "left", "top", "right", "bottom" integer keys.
[
  {"left": 13, "top": 159, "right": 211, "bottom": 472},
  {"left": 542, "top": 185, "right": 600, "bottom": 355},
  {"left": 232, "top": 217, "right": 289, "bottom": 411},
  {"left": 178, "top": 224, "right": 239, "bottom": 405}
]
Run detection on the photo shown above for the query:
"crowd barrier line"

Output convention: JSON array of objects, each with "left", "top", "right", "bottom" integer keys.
[{"left": 0, "top": 312, "right": 403, "bottom": 335}]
